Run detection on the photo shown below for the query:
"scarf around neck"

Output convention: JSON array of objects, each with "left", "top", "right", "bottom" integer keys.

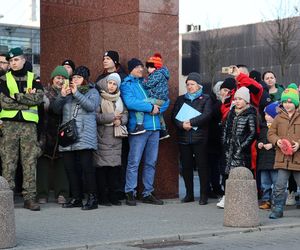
[{"left": 185, "top": 88, "right": 203, "bottom": 101}]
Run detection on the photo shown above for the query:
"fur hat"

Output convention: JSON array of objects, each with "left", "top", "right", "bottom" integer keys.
[
  {"left": 51, "top": 66, "right": 69, "bottom": 79},
  {"left": 62, "top": 59, "right": 76, "bottom": 71},
  {"left": 234, "top": 87, "right": 250, "bottom": 103},
  {"left": 186, "top": 72, "right": 201, "bottom": 85},
  {"left": 146, "top": 53, "right": 163, "bottom": 69},
  {"left": 107, "top": 73, "right": 121, "bottom": 87},
  {"left": 264, "top": 101, "right": 280, "bottom": 118},
  {"left": 220, "top": 78, "right": 237, "bottom": 90},
  {"left": 104, "top": 50, "right": 119, "bottom": 65},
  {"left": 281, "top": 83, "right": 299, "bottom": 107},
  {"left": 6, "top": 47, "right": 23, "bottom": 60},
  {"left": 73, "top": 66, "right": 90, "bottom": 81},
  {"left": 128, "top": 58, "right": 143, "bottom": 73}
]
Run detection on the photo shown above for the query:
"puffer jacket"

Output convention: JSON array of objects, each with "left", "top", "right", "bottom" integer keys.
[
  {"left": 172, "top": 94, "right": 212, "bottom": 144},
  {"left": 52, "top": 83, "right": 100, "bottom": 152},
  {"left": 268, "top": 108, "right": 300, "bottom": 171},
  {"left": 93, "top": 76, "right": 128, "bottom": 167},
  {"left": 223, "top": 105, "right": 257, "bottom": 173}
]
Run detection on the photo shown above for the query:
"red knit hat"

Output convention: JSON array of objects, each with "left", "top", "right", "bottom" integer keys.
[{"left": 146, "top": 53, "right": 163, "bottom": 69}]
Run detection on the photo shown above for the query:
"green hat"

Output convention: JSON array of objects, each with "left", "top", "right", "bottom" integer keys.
[
  {"left": 6, "top": 47, "right": 23, "bottom": 60},
  {"left": 51, "top": 66, "right": 69, "bottom": 79},
  {"left": 281, "top": 83, "right": 299, "bottom": 107}
]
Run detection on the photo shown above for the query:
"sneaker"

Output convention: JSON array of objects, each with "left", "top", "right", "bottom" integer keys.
[
  {"left": 142, "top": 193, "right": 164, "bottom": 205},
  {"left": 125, "top": 192, "right": 137, "bottom": 206},
  {"left": 130, "top": 124, "right": 146, "bottom": 135},
  {"left": 216, "top": 195, "right": 225, "bottom": 209},
  {"left": 286, "top": 191, "right": 296, "bottom": 206},
  {"left": 57, "top": 195, "right": 66, "bottom": 204},
  {"left": 159, "top": 130, "right": 170, "bottom": 140},
  {"left": 38, "top": 198, "right": 48, "bottom": 204},
  {"left": 259, "top": 201, "right": 271, "bottom": 210}
]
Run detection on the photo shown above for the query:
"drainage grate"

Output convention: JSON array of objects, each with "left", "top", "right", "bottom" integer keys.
[{"left": 130, "top": 240, "right": 202, "bottom": 249}]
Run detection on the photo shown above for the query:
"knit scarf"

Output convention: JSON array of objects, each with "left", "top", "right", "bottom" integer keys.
[
  {"left": 77, "top": 85, "right": 90, "bottom": 94},
  {"left": 100, "top": 90, "right": 124, "bottom": 126},
  {"left": 184, "top": 88, "right": 203, "bottom": 101}
]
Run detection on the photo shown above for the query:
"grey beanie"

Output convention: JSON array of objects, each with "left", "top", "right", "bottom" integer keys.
[
  {"left": 107, "top": 73, "right": 121, "bottom": 87},
  {"left": 186, "top": 72, "right": 201, "bottom": 85},
  {"left": 234, "top": 87, "right": 250, "bottom": 103}
]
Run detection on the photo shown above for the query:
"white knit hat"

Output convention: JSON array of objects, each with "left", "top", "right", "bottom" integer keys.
[
  {"left": 107, "top": 73, "right": 121, "bottom": 87},
  {"left": 234, "top": 87, "right": 250, "bottom": 103}
]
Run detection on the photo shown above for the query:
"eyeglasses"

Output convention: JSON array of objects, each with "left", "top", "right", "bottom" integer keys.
[{"left": 0, "top": 61, "right": 8, "bottom": 65}]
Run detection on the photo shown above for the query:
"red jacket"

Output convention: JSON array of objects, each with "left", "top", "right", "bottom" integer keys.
[{"left": 236, "top": 73, "right": 263, "bottom": 108}]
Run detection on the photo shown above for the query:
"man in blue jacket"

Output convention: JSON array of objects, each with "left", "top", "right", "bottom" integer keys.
[{"left": 120, "top": 58, "right": 169, "bottom": 206}]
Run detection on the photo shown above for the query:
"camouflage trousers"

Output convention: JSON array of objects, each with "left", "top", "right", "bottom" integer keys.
[{"left": 0, "top": 121, "right": 41, "bottom": 200}]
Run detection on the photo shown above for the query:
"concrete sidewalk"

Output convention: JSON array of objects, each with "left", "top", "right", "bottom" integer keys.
[{"left": 11, "top": 195, "right": 300, "bottom": 250}]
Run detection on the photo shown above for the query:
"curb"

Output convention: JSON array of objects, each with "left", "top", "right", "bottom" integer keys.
[{"left": 48, "top": 222, "right": 300, "bottom": 250}]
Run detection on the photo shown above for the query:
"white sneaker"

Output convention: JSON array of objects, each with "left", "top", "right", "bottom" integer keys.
[
  {"left": 286, "top": 191, "right": 296, "bottom": 206},
  {"left": 217, "top": 195, "right": 225, "bottom": 209}
]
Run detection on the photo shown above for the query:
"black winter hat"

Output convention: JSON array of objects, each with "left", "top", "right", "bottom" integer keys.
[
  {"left": 104, "top": 50, "right": 119, "bottom": 65},
  {"left": 186, "top": 72, "right": 201, "bottom": 85},
  {"left": 73, "top": 66, "right": 90, "bottom": 81},
  {"left": 128, "top": 58, "right": 143, "bottom": 73},
  {"left": 62, "top": 59, "right": 76, "bottom": 71},
  {"left": 220, "top": 77, "right": 237, "bottom": 90},
  {"left": 249, "top": 70, "right": 262, "bottom": 82}
]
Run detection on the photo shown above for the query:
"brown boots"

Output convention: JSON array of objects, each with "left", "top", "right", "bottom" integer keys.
[{"left": 24, "top": 199, "right": 40, "bottom": 211}]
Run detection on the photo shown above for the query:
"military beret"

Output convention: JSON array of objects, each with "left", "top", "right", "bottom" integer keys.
[{"left": 6, "top": 47, "right": 24, "bottom": 60}]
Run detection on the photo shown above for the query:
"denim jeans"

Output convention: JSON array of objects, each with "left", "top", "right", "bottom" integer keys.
[
  {"left": 273, "top": 169, "right": 300, "bottom": 204},
  {"left": 125, "top": 131, "right": 159, "bottom": 197},
  {"left": 260, "top": 170, "right": 278, "bottom": 202}
]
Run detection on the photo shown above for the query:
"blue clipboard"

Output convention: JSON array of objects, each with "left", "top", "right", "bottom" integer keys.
[{"left": 175, "top": 103, "right": 201, "bottom": 130}]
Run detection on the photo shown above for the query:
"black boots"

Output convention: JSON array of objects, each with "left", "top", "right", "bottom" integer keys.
[
  {"left": 82, "top": 194, "right": 98, "bottom": 210},
  {"left": 125, "top": 191, "right": 137, "bottom": 206},
  {"left": 62, "top": 198, "right": 83, "bottom": 208}
]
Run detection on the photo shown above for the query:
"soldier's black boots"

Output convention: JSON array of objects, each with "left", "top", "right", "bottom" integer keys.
[
  {"left": 82, "top": 194, "right": 98, "bottom": 210},
  {"left": 24, "top": 199, "right": 40, "bottom": 211},
  {"left": 62, "top": 198, "right": 83, "bottom": 208}
]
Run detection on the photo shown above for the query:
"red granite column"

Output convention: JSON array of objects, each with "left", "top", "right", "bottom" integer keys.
[{"left": 41, "top": 0, "right": 179, "bottom": 198}]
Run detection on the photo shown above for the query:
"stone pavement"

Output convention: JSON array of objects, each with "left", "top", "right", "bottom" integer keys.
[{"left": 7, "top": 176, "right": 300, "bottom": 250}]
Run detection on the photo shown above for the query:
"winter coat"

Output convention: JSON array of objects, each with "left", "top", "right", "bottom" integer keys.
[
  {"left": 52, "top": 83, "right": 100, "bottom": 152},
  {"left": 95, "top": 66, "right": 127, "bottom": 83},
  {"left": 236, "top": 73, "right": 263, "bottom": 108},
  {"left": 207, "top": 92, "right": 223, "bottom": 154},
  {"left": 142, "top": 66, "right": 169, "bottom": 101},
  {"left": 93, "top": 76, "right": 128, "bottom": 167},
  {"left": 120, "top": 74, "right": 169, "bottom": 132},
  {"left": 257, "top": 125, "right": 276, "bottom": 171},
  {"left": 172, "top": 93, "right": 212, "bottom": 144},
  {"left": 223, "top": 105, "right": 257, "bottom": 174},
  {"left": 40, "top": 85, "right": 62, "bottom": 159},
  {"left": 269, "top": 84, "right": 285, "bottom": 102},
  {"left": 267, "top": 108, "right": 300, "bottom": 171}
]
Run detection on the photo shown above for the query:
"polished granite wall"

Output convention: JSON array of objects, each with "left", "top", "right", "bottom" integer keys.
[{"left": 41, "top": 0, "right": 179, "bottom": 198}]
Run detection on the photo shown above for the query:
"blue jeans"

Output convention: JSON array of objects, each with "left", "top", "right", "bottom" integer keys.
[
  {"left": 260, "top": 170, "right": 278, "bottom": 202},
  {"left": 125, "top": 131, "right": 159, "bottom": 197},
  {"left": 273, "top": 169, "right": 300, "bottom": 205}
]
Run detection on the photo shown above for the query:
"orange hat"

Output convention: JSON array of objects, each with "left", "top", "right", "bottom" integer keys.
[{"left": 146, "top": 53, "right": 163, "bottom": 69}]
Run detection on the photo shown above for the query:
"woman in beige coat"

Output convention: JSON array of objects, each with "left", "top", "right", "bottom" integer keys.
[{"left": 93, "top": 73, "right": 128, "bottom": 206}]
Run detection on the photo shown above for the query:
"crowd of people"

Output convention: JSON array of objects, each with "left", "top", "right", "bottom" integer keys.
[{"left": 0, "top": 47, "right": 299, "bottom": 220}]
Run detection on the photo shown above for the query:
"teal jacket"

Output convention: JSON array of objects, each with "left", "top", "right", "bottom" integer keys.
[{"left": 120, "top": 75, "right": 169, "bottom": 132}]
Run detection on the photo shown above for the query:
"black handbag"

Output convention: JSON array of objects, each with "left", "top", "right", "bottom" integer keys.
[{"left": 58, "top": 104, "right": 79, "bottom": 147}]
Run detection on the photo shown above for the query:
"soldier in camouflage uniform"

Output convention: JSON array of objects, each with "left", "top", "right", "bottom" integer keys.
[{"left": 0, "top": 47, "right": 44, "bottom": 211}]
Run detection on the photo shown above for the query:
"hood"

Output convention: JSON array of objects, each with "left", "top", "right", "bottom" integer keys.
[{"left": 156, "top": 66, "right": 170, "bottom": 80}]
